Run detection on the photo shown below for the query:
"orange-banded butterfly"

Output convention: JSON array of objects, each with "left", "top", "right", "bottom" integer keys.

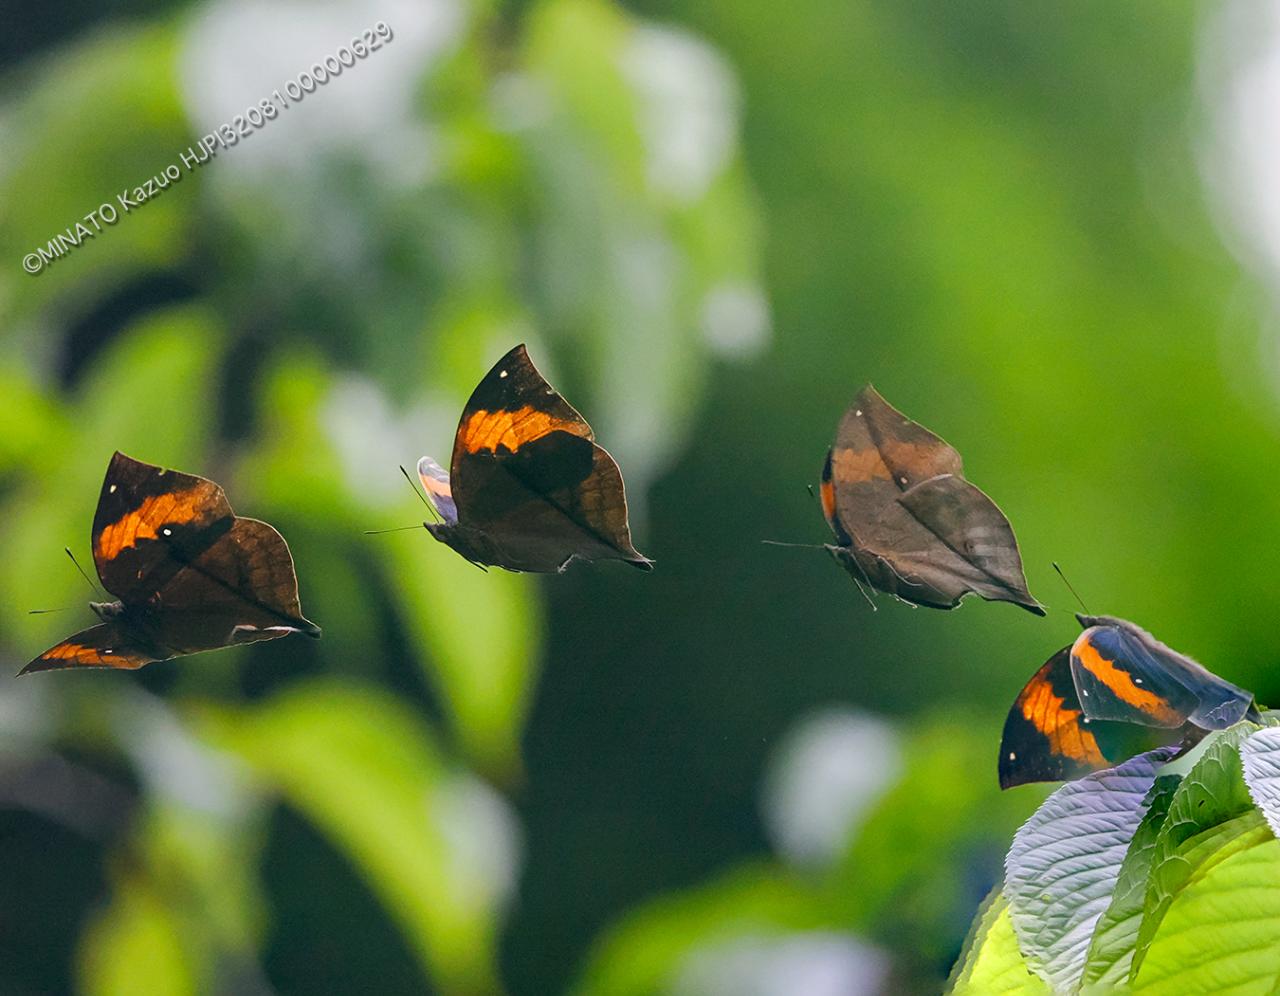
[
  {"left": 415, "top": 344, "right": 652, "bottom": 573},
  {"left": 819, "top": 385, "right": 1042, "bottom": 613},
  {"left": 998, "top": 614, "right": 1259, "bottom": 788},
  {"left": 20, "top": 452, "right": 320, "bottom": 674}
]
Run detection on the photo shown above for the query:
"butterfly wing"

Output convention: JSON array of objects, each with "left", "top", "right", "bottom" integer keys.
[
  {"left": 149, "top": 517, "right": 321, "bottom": 651},
  {"left": 1000, "top": 648, "right": 1109, "bottom": 788},
  {"left": 999, "top": 646, "right": 1199, "bottom": 789},
  {"left": 827, "top": 386, "right": 1040, "bottom": 613},
  {"left": 92, "top": 451, "right": 235, "bottom": 602},
  {"left": 19, "top": 623, "right": 161, "bottom": 674},
  {"left": 446, "top": 344, "right": 651, "bottom": 572},
  {"left": 1070, "top": 621, "right": 1255, "bottom": 731},
  {"left": 896, "top": 475, "right": 1043, "bottom": 614}
]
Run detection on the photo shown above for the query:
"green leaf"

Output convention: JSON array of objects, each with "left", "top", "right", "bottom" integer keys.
[
  {"left": 1131, "top": 830, "right": 1280, "bottom": 993},
  {"left": 1081, "top": 774, "right": 1180, "bottom": 988},
  {"left": 194, "top": 681, "right": 510, "bottom": 994},
  {"left": 382, "top": 527, "right": 540, "bottom": 779},
  {"left": 1132, "top": 725, "right": 1260, "bottom": 979},
  {"left": 1240, "top": 725, "right": 1280, "bottom": 837},
  {"left": 1005, "top": 748, "right": 1173, "bottom": 992},
  {"left": 77, "top": 874, "right": 197, "bottom": 996},
  {"left": 948, "top": 889, "right": 1048, "bottom": 995}
]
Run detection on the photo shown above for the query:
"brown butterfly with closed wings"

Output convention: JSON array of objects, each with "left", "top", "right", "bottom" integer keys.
[
  {"left": 998, "top": 614, "right": 1259, "bottom": 788},
  {"left": 20, "top": 452, "right": 320, "bottom": 674},
  {"left": 415, "top": 344, "right": 652, "bottom": 573},
  {"left": 818, "top": 385, "right": 1043, "bottom": 613}
]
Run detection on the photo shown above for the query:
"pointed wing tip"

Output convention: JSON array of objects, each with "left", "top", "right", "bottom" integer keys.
[
  {"left": 298, "top": 619, "right": 322, "bottom": 639},
  {"left": 630, "top": 556, "right": 655, "bottom": 572},
  {"left": 853, "top": 383, "right": 882, "bottom": 405},
  {"left": 18, "top": 659, "right": 55, "bottom": 676},
  {"left": 1022, "top": 600, "right": 1047, "bottom": 617}
]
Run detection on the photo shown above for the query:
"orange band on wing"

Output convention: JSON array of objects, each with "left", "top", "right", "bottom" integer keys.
[
  {"left": 1072, "top": 637, "right": 1183, "bottom": 725},
  {"left": 820, "top": 476, "right": 838, "bottom": 526},
  {"left": 830, "top": 446, "right": 892, "bottom": 483},
  {"left": 1020, "top": 676, "right": 1106, "bottom": 766},
  {"left": 460, "top": 406, "right": 589, "bottom": 455},
  {"left": 94, "top": 489, "right": 206, "bottom": 561}
]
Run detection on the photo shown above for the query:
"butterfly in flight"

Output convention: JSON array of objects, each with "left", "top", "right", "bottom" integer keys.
[
  {"left": 998, "top": 614, "right": 1259, "bottom": 788},
  {"left": 817, "top": 385, "right": 1042, "bottom": 613},
  {"left": 414, "top": 343, "right": 652, "bottom": 573},
  {"left": 20, "top": 452, "right": 320, "bottom": 674}
]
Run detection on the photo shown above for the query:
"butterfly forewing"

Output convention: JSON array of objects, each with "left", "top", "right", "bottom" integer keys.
[
  {"left": 92, "top": 452, "right": 235, "bottom": 602},
  {"left": 1070, "top": 621, "right": 1254, "bottom": 731},
  {"left": 20, "top": 623, "right": 160, "bottom": 674}
]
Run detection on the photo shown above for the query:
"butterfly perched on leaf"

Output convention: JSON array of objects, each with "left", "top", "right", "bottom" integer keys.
[
  {"left": 20, "top": 452, "right": 320, "bottom": 674},
  {"left": 413, "top": 343, "right": 652, "bottom": 573},
  {"left": 818, "top": 384, "right": 1042, "bottom": 613},
  {"left": 998, "top": 614, "right": 1259, "bottom": 788}
]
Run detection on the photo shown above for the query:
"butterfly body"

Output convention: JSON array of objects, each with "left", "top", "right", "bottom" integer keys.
[
  {"left": 416, "top": 344, "right": 652, "bottom": 573},
  {"left": 21, "top": 452, "right": 319, "bottom": 675},
  {"left": 819, "top": 385, "right": 1042, "bottom": 613},
  {"left": 999, "top": 615, "right": 1258, "bottom": 788}
]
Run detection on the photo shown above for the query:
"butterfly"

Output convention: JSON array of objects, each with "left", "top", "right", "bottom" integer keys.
[
  {"left": 20, "top": 452, "right": 320, "bottom": 674},
  {"left": 998, "top": 614, "right": 1259, "bottom": 788},
  {"left": 415, "top": 344, "right": 652, "bottom": 573},
  {"left": 818, "top": 385, "right": 1043, "bottom": 613}
]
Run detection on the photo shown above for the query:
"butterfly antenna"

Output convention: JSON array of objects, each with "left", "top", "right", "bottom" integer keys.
[
  {"left": 400, "top": 465, "right": 441, "bottom": 523},
  {"left": 1052, "top": 562, "right": 1089, "bottom": 614},
  {"left": 761, "top": 539, "right": 828, "bottom": 550},
  {"left": 29, "top": 606, "right": 75, "bottom": 615},
  {"left": 65, "top": 548, "right": 102, "bottom": 596},
  {"left": 364, "top": 525, "right": 425, "bottom": 536}
]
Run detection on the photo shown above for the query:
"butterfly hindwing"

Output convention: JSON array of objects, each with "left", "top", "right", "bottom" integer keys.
[
  {"left": 151, "top": 517, "right": 320, "bottom": 644},
  {"left": 895, "top": 474, "right": 1039, "bottom": 609}
]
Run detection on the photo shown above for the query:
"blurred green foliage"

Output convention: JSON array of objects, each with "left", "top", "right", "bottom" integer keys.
[{"left": 2, "top": 0, "right": 1278, "bottom": 993}]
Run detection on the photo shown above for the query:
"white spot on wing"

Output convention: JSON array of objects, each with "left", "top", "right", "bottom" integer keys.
[
  {"left": 162, "top": 528, "right": 172, "bottom": 536},
  {"left": 108, "top": 485, "right": 117, "bottom": 494},
  {"left": 498, "top": 370, "right": 508, "bottom": 379}
]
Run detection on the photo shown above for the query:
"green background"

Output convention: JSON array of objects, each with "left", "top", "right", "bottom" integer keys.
[{"left": 2, "top": 1, "right": 1277, "bottom": 993}]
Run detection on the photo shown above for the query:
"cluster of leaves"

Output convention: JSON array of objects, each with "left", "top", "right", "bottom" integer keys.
[{"left": 950, "top": 718, "right": 1280, "bottom": 994}]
